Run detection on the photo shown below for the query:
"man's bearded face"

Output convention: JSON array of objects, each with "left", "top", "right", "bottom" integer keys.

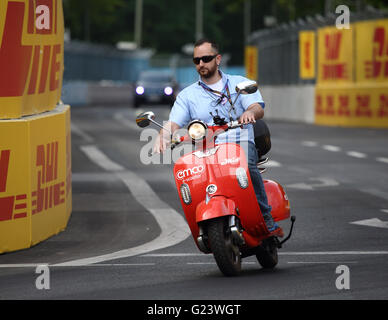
[{"left": 193, "top": 43, "right": 219, "bottom": 79}]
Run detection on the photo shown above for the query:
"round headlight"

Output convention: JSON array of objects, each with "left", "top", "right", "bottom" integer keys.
[{"left": 188, "top": 120, "right": 207, "bottom": 140}]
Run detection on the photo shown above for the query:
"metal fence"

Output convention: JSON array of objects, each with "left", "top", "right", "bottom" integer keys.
[
  {"left": 248, "top": 7, "right": 388, "bottom": 85},
  {"left": 63, "top": 41, "right": 152, "bottom": 83},
  {"left": 63, "top": 41, "right": 245, "bottom": 88}
]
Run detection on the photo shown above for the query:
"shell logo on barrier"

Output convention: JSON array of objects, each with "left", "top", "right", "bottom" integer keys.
[{"left": 0, "top": 0, "right": 64, "bottom": 118}]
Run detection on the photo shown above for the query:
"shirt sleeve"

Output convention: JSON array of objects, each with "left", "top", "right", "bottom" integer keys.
[
  {"left": 239, "top": 87, "right": 265, "bottom": 110},
  {"left": 169, "top": 91, "right": 191, "bottom": 127}
]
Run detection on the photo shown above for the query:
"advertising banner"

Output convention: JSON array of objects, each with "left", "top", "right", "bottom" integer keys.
[
  {"left": 245, "top": 46, "right": 258, "bottom": 81},
  {"left": 299, "top": 31, "right": 316, "bottom": 79},
  {"left": 355, "top": 19, "right": 388, "bottom": 83},
  {"left": 317, "top": 26, "right": 353, "bottom": 84},
  {"left": 315, "top": 84, "right": 388, "bottom": 127},
  {"left": 0, "top": 0, "right": 64, "bottom": 119}
]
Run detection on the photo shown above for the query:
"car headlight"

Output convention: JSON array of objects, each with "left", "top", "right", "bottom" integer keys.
[
  {"left": 188, "top": 120, "right": 207, "bottom": 140},
  {"left": 164, "top": 86, "right": 173, "bottom": 96},
  {"left": 136, "top": 86, "right": 144, "bottom": 95}
]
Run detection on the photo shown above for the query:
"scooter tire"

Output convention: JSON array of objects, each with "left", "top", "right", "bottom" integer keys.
[
  {"left": 208, "top": 217, "right": 242, "bottom": 277},
  {"left": 256, "top": 237, "right": 278, "bottom": 269}
]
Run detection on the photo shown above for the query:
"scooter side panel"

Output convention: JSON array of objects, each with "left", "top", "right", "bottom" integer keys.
[{"left": 264, "top": 179, "right": 290, "bottom": 222}]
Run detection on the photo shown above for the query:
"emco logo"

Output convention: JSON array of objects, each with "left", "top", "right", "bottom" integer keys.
[{"left": 176, "top": 165, "right": 204, "bottom": 180}]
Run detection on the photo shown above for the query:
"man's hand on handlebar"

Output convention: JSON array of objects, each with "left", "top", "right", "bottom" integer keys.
[
  {"left": 239, "top": 110, "right": 256, "bottom": 125},
  {"left": 153, "top": 121, "right": 181, "bottom": 154},
  {"left": 153, "top": 135, "right": 170, "bottom": 154}
]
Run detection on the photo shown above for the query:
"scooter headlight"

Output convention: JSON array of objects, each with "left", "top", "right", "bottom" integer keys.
[{"left": 188, "top": 120, "right": 207, "bottom": 141}]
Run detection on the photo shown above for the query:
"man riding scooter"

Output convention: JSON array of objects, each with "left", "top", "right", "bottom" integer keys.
[{"left": 153, "top": 38, "right": 281, "bottom": 234}]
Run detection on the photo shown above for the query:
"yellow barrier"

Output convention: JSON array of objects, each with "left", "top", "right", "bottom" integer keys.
[
  {"left": 299, "top": 31, "right": 316, "bottom": 79},
  {"left": 315, "top": 83, "right": 388, "bottom": 127},
  {"left": 317, "top": 26, "right": 353, "bottom": 84},
  {"left": 313, "top": 19, "right": 388, "bottom": 127},
  {"left": 0, "top": 0, "right": 64, "bottom": 119},
  {"left": 0, "top": 1, "right": 71, "bottom": 253},
  {"left": 355, "top": 19, "right": 388, "bottom": 84},
  {"left": 245, "top": 46, "right": 258, "bottom": 81},
  {"left": 0, "top": 105, "right": 72, "bottom": 253}
]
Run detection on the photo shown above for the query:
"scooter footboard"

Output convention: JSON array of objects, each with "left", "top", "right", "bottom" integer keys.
[{"left": 264, "top": 180, "right": 290, "bottom": 222}]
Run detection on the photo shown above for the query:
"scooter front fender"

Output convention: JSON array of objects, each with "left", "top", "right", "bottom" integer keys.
[
  {"left": 195, "top": 196, "right": 237, "bottom": 223},
  {"left": 195, "top": 196, "right": 262, "bottom": 248}
]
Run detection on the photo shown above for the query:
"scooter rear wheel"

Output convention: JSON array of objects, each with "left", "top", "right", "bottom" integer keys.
[
  {"left": 256, "top": 237, "right": 278, "bottom": 269},
  {"left": 208, "top": 217, "right": 242, "bottom": 277}
]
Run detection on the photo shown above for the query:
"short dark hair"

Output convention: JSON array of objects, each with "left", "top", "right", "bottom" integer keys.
[{"left": 194, "top": 38, "right": 219, "bottom": 54}]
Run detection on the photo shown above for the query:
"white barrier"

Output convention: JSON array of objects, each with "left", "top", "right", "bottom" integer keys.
[{"left": 260, "top": 85, "right": 316, "bottom": 123}]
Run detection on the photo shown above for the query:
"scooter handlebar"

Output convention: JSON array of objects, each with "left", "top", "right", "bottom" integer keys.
[{"left": 169, "top": 120, "right": 250, "bottom": 149}]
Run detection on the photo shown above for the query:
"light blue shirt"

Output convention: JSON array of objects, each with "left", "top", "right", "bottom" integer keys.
[{"left": 169, "top": 70, "right": 265, "bottom": 144}]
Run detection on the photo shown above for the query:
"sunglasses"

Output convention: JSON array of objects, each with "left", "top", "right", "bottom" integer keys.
[{"left": 193, "top": 54, "right": 218, "bottom": 65}]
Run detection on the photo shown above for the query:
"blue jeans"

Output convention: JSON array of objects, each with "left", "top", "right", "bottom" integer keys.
[{"left": 240, "top": 141, "right": 276, "bottom": 230}]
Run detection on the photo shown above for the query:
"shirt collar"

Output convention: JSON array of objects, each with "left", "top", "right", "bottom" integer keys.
[{"left": 197, "top": 69, "right": 229, "bottom": 91}]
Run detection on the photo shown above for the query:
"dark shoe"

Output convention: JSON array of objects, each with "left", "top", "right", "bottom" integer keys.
[{"left": 268, "top": 223, "right": 284, "bottom": 237}]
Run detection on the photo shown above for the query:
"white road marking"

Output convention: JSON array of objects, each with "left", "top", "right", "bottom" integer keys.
[
  {"left": 322, "top": 145, "right": 341, "bottom": 152},
  {"left": 53, "top": 145, "right": 190, "bottom": 266},
  {"left": 0, "top": 263, "right": 156, "bottom": 268},
  {"left": 350, "top": 218, "right": 388, "bottom": 229},
  {"left": 301, "top": 141, "right": 318, "bottom": 147},
  {"left": 0, "top": 264, "right": 46, "bottom": 268},
  {"left": 113, "top": 112, "right": 141, "bottom": 131},
  {"left": 376, "top": 157, "right": 388, "bottom": 164},
  {"left": 265, "top": 160, "right": 282, "bottom": 167},
  {"left": 279, "top": 251, "right": 388, "bottom": 255},
  {"left": 361, "top": 187, "right": 388, "bottom": 201},
  {"left": 71, "top": 122, "right": 94, "bottom": 143},
  {"left": 187, "top": 262, "right": 256, "bottom": 265},
  {"left": 143, "top": 253, "right": 203, "bottom": 257},
  {"left": 80, "top": 145, "right": 124, "bottom": 171},
  {"left": 346, "top": 151, "right": 367, "bottom": 159},
  {"left": 140, "top": 251, "right": 388, "bottom": 257},
  {"left": 286, "top": 177, "right": 339, "bottom": 191},
  {"left": 287, "top": 261, "right": 358, "bottom": 264},
  {"left": 381, "top": 209, "right": 388, "bottom": 214}
]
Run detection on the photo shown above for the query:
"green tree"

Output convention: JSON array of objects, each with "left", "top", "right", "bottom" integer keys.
[{"left": 63, "top": 0, "right": 388, "bottom": 65}]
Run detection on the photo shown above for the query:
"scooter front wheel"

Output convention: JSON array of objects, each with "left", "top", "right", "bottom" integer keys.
[{"left": 208, "top": 217, "right": 242, "bottom": 277}]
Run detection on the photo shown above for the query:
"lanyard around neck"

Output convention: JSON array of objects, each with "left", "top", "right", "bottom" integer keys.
[{"left": 198, "top": 81, "right": 233, "bottom": 106}]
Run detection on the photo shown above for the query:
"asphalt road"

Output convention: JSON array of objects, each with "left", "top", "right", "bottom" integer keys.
[{"left": 1, "top": 104, "right": 388, "bottom": 302}]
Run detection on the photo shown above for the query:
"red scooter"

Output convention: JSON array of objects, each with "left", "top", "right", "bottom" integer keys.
[{"left": 136, "top": 81, "right": 295, "bottom": 276}]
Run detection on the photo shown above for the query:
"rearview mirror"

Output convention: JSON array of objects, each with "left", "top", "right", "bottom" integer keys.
[
  {"left": 136, "top": 111, "right": 155, "bottom": 128},
  {"left": 235, "top": 80, "right": 258, "bottom": 94}
]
